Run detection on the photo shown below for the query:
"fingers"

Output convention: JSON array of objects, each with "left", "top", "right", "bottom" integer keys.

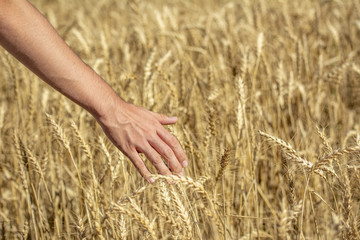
[
  {"left": 148, "top": 136, "right": 184, "bottom": 175},
  {"left": 127, "top": 150, "right": 154, "bottom": 184},
  {"left": 151, "top": 112, "right": 188, "bottom": 167},
  {"left": 157, "top": 127, "right": 188, "bottom": 168},
  {"left": 137, "top": 142, "right": 173, "bottom": 176},
  {"left": 118, "top": 108, "right": 187, "bottom": 182},
  {"left": 153, "top": 112, "right": 178, "bottom": 125}
]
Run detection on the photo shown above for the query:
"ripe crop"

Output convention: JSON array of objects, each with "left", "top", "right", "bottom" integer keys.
[{"left": 0, "top": 0, "right": 359, "bottom": 239}]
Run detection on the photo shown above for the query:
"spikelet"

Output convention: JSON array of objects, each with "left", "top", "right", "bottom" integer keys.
[
  {"left": 215, "top": 148, "right": 231, "bottom": 183},
  {"left": 76, "top": 216, "right": 87, "bottom": 240},
  {"left": 276, "top": 62, "right": 285, "bottom": 107},
  {"left": 45, "top": 113, "right": 85, "bottom": 192},
  {"left": 343, "top": 130, "right": 359, "bottom": 147},
  {"left": 100, "top": 31, "right": 109, "bottom": 59},
  {"left": 257, "top": 32, "right": 264, "bottom": 59},
  {"left": 352, "top": 63, "right": 360, "bottom": 75},
  {"left": 284, "top": 26, "right": 298, "bottom": 42},
  {"left": 70, "top": 120, "right": 92, "bottom": 161},
  {"left": 0, "top": 102, "right": 6, "bottom": 131},
  {"left": 327, "top": 20, "right": 340, "bottom": 46},
  {"left": 24, "top": 145, "right": 53, "bottom": 203},
  {"left": 323, "top": 62, "right": 351, "bottom": 84},
  {"left": 14, "top": 134, "right": 29, "bottom": 193},
  {"left": 342, "top": 174, "right": 359, "bottom": 240},
  {"left": 285, "top": 153, "right": 313, "bottom": 172},
  {"left": 41, "top": 89, "right": 50, "bottom": 110},
  {"left": 178, "top": 62, "right": 185, "bottom": 101},
  {"left": 241, "top": 47, "right": 249, "bottom": 81},
  {"left": 25, "top": 146, "right": 43, "bottom": 178},
  {"left": 118, "top": 215, "right": 128, "bottom": 240},
  {"left": 239, "top": 230, "right": 273, "bottom": 240},
  {"left": 155, "top": 10, "right": 166, "bottom": 31},
  {"left": 208, "top": 104, "right": 216, "bottom": 137},
  {"left": 278, "top": 200, "right": 290, "bottom": 240},
  {"left": 161, "top": 68, "right": 178, "bottom": 112},
  {"left": 156, "top": 51, "right": 172, "bottom": 69},
  {"left": 6, "top": 54, "right": 19, "bottom": 103},
  {"left": 99, "top": 136, "right": 115, "bottom": 198},
  {"left": 111, "top": 200, "right": 156, "bottom": 240},
  {"left": 208, "top": 88, "right": 220, "bottom": 101},
  {"left": 143, "top": 49, "right": 157, "bottom": 107},
  {"left": 117, "top": 185, "right": 148, "bottom": 204},
  {"left": 315, "top": 145, "right": 360, "bottom": 170},
  {"left": 70, "top": 120, "right": 98, "bottom": 194},
  {"left": 22, "top": 220, "right": 29, "bottom": 240},
  {"left": 158, "top": 181, "right": 171, "bottom": 206},
  {"left": 152, "top": 175, "right": 214, "bottom": 212},
  {"left": 27, "top": 79, "right": 35, "bottom": 122},
  {"left": 106, "top": 59, "right": 114, "bottom": 86},
  {"left": 45, "top": 8, "right": 58, "bottom": 27},
  {"left": 237, "top": 76, "right": 247, "bottom": 136},
  {"left": 278, "top": 199, "right": 302, "bottom": 240},
  {"left": 316, "top": 126, "right": 333, "bottom": 154},
  {"left": 259, "top": 131, "right": 298, "bottom": 157},
  {"left": 45, "top": 113, "right": 70, "bottom": 150},
  {"left": 296, "top": 40, "right": 302, "bottom": 81},
  {"left": 170, "top": 189, "right": 192, "bottom": 239},
  {"left": 144, "top": 49, "right": 156, "bottom": 82},
  {"left": 259, "top": 131, "right": 321, "bottom": 176},
  {"left": 85, "top": 193, "right": 104, "bottom": 240}
]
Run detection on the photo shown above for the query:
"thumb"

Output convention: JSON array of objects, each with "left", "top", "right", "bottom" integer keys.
[{"left": 155, "top": 113, "right": 178, "bottom": 125}]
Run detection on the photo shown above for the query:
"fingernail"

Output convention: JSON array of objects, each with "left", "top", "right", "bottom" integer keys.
[
  {"left": 148, "top": 177, "right": 155, "bottom": 184},
  {"left": 168, "top": 116, "right": 178, "bottom": 121},
  {"left": 182, "top": 160, "right": 188, "bottom": 168}
]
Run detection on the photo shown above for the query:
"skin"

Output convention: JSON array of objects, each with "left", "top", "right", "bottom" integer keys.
[{"left": 0, "top": 0, "right": 188, "bottom": 183}]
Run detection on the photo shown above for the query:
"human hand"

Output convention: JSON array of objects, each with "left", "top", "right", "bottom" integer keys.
[
  {"left": 96, "top": 97, "right": 188, "bottom": 183},
  {"left": 0, "top": 0, "right": 188, "bottom": 184}
]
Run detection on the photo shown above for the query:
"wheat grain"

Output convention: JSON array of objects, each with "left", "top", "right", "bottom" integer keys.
[{"left": 1, "top": 1, "right": 360, "bottom": 239}]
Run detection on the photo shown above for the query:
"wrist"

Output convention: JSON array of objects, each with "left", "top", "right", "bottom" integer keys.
[{"left": 92, "top": 87, "right": 125, "bottom": 124}]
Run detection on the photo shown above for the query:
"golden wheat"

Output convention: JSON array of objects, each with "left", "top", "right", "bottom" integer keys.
[{"left": 1, "top": 0, "right": 360, "bottom": 239}]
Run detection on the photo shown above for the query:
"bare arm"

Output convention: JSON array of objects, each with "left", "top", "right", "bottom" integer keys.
[{"left": 0, "top": 0, "right": 187, "bottom": 182}]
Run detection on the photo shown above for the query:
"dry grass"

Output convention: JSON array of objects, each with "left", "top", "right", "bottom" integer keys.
[{"left": 1, "top": 0, "right": 360, "bottom": 239}]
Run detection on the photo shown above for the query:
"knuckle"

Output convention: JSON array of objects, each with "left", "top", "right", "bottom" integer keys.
[
  {"left": 163, "top": 148, "right": 173, "bottom": 159},
  {"left": 171, "top": 164, "right": 182, "bottom": 173},
  {"left": 139, "top": 169, "right": 150, "bottom": 179},
  {"left": 137, "top": 166, "right": 146, "bottom": 174},
  {"left": 132, "top": 136, "right": 147, "bottom": 147},
  {"left": 133, "top": 160, "right": 145, "bottom": 172},
  {"left": 152, "top": 159, "right": 169, "bottom": 175},
  {"left": 152, "top": 156, "right": 163, "bottom": 165},
  {"left": 141, "top": 128, "right": 149, "bottom": 135},
  {"left": 158, "top": 113, "right": 166, "bottom": 120},
  {"left": 180, "top": 152, "right": 187, "bottom": 161},
  {"left": 168, "top": 136, "right": 179, "bottom": 147},
  {"left": 124, "top": 146, "right": 135, "bottom": 157},
  {"left": 154, "top": 119, "right": 162, "bottom": 125},
  {"left": 126, "top": 145, "right": 137, "bottom": 155},
  {"left": 143, "top": 126, "right": 154, "bottom": 135},
  {"left": 149, "top": 133, "right": 158, "bottom": 143}
]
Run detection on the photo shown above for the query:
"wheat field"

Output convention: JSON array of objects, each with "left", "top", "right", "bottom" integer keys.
[{"left": 0, "top": 0, "right": 360, "bottom": 239}]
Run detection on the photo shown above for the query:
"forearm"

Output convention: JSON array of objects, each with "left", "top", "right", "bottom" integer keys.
[
  {"left": 0, "top": 0, "right": 188, "bottom": 181},
  {"left": 0, "top": 0, "right": 117, "bottom": 118}
]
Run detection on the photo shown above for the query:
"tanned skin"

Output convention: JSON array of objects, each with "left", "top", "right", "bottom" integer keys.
[{"left": 0, "top": 0, "right": 188, "bottom": 183}]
